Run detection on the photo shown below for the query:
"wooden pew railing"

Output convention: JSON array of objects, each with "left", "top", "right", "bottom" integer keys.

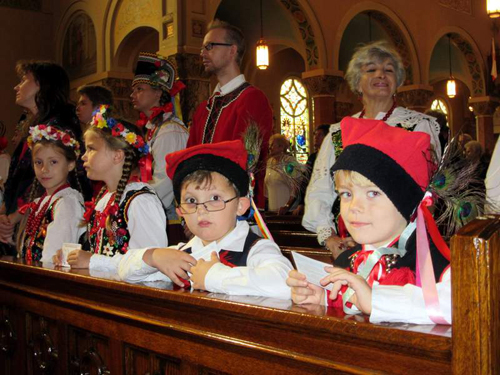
[{"left": 0, "top": 216, "right": 499, "bottom": 374}]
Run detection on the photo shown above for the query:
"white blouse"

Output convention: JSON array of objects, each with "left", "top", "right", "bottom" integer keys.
[
  {"left": 370, "top": 268, "right": 451, "bottom": 324},
  {"left": 89, "top": 182, "right": 168, "bottom": 274},
  {"left": 302, "top": 107, "right": 442, "bottom": 240},
  {"left": 118, "top": 220, "right": 293, "bottom": 299},
  {"left": 147, "top": 113, "right": 188, "bottom": 212},
  {"left": 27, "top": 187, "right": 85, "bottom": 263},
  {"left": 486, "top": 136, "right": 500, "bottom": 213}
]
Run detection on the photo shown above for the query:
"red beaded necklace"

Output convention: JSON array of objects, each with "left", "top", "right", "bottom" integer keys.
[
  {"left": 359, "top": 99, "right": 397, "bottom": 121},
  {"left": 24, "top": 183, "right": 70, "bottom": 261}
]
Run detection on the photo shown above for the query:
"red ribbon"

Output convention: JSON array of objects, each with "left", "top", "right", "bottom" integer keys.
[
  {"left": 170, "top": 81, "right": 186, "bottom": 97},
  {"left": 18, "top": 202, "right": 35, "bottom": 215},
  {"left": 139, "top": 154, "right": 153, "bottom": 182},
  {"left": 136, "top": 113, "right": 149, "bottom": 128},
  {"left": 84, "top": 198, "right": 96, "bottom": 222},
  {"left": 150, "top": 102, "right": 173, "bottom": 121},
  {"left": 420, "top": 197, "right": 451, "bottom": 261}
]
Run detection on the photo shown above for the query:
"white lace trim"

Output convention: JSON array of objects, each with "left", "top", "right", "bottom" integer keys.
[{"left": 317, "top": 227, "right": 333, "bottom": 246}]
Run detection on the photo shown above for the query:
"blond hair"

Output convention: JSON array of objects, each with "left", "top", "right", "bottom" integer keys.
[{"left": 334, "top": 170, "right": 375, "bottom": 188}]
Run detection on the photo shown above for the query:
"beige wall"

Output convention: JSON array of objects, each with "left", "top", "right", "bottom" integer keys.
[
  {"left": 0, "top": 5, "right": 54, "bottom": 153},
  {"left": 0, "top": 0, "right": 496, "bottom": 155}
]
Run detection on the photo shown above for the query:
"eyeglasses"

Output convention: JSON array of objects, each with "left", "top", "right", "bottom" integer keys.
[
  {"left": 178, "top": 196, "right": 238, "bottom": 214},
  {"left": 201, "top": 42, "right": 233, "bottom": 52}
]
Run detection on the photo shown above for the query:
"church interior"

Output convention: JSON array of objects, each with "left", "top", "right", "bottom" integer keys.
[{"left": 1, "top": 1, "right": 500, "bottom": 374}]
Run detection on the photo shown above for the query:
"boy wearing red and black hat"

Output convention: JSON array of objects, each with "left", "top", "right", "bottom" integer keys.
[
  {"left": 118, "top": 140, "right": 293, "bottom": 299},
  {"left": 287, "top": 117, "right": 452, "bottom": 323}
]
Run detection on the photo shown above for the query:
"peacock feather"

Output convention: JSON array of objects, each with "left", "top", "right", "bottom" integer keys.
[{"left": 429, "top": 134, "right": 488, "bottom": 239}]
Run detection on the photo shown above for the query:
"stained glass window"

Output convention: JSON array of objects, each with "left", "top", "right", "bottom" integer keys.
[
  {"left": 431, "top": 99, "right": 448, "bottom": 117},
  {"left": 280, "top": 78, "right": 310, "bottom": 164}
]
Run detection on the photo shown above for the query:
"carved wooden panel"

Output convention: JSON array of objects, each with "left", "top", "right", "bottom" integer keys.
[
  {"left": 0, "top": 305, "right": 21, "bottom": 375},
  {"left": 67, "top": 327, "right": 111, "bottom": 375},
  {"left": 25, "top": 313, "right": 60, "bottom": 375},
  {"left": 124, "top": 344, "right": 180, "bottom": 375}
]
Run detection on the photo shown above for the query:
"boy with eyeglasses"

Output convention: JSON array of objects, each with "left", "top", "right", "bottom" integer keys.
[{"left": 118, "top": 140, "right": 293, "bottom": 299}]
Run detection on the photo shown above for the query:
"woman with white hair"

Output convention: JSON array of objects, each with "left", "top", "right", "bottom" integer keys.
[
  {"left": 303, "top": 40, "right": 442, "bottom": 257},
  {"left": 265, "top": 134, "right": 298, "bottom": 213}
]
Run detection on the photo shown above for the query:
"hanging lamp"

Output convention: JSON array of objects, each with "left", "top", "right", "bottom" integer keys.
[
  {"left": 447, "top": 34, "right": 456, "bottom": 98},
  {"left": 487, "top": 0, "right": 500, "bottom": 18},
  {"left": 256, "top": 0, "right": 269, "bottom": 70}
]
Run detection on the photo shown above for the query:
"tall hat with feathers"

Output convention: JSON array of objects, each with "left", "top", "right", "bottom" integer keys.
[{"left": 133, "top": 52, "right": 186, "bottom": 122}]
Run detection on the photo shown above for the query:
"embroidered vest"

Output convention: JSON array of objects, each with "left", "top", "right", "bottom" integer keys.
[
  {"left": 202, "top": 82, "right": 251, "bottom": 144},
  {"left": 88, "top": 187, "right": 153, "bottom": 256},
  {"left": 22, "top": 198, "right": 60, "bottom": 261}
]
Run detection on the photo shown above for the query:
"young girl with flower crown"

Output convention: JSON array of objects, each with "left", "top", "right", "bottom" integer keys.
[
  {"left": 17, "top": 125, "right": 85, "bottom": 262},
  {"left": 58, "top": 105, "right": 168, "bottom": 276}
]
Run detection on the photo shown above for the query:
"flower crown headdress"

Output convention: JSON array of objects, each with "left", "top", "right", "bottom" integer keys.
[
  {"left": 91, "top": 105, "right": 149, "bottom": 156},
  {"left": 27, "top": 124, "right": 81, "bottom": 156}
]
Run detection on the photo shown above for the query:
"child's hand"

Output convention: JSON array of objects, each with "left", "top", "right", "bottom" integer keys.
[
  {"left": 325, "top": 234, "right": 356, "bottom": 259},
  {"left": 0, "top": 214, "right": 15, "bottom": 243},
  {"left": 320, "top": 267, "right": 372, "bottom": 314},
  {"left": 52, "top": 249, "right": 63, "bottom": 266},
  {"left": 144, "top": 248, "right": 197, "bottom": 287},
  {"left": 286, "top": 270, "right": 325, "bottom": 305},
  {"left": 67, "top": 249, "right": 92, "bottom": 269},
  {"left": 190, "top": 252, "right": 220, "bottom": 291}
]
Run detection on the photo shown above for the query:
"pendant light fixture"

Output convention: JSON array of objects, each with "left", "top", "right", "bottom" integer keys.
[
  {"left": 256, "top": 0, "right": 269, "bottom": 70},
  {"left": 447, "top": 34, "right": 456, "bottom": 98},
  {"left": 487, "top": 0, "right": 500, "bottom": 18}
]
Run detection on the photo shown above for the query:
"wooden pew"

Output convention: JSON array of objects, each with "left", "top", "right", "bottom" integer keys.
[
  {"left": 271, "top": 229, "right": 320, "bottom": 248},
  {"left": 0, "top": 216, "right": 499, "bottom": 374},
  {"left": 280, "top": 245, "right": 333, "bottom": 264},
  {"left": 264, "top": 214, "right": 306, "bottom": 232}
]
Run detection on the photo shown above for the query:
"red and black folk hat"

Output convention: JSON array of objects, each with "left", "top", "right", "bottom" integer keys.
[
  {"left": 331, "top": 117, "right": 432, "bottom": 221},
  {"left": 133, "top": 52, "right": 177, "bottom": 92},
  {"left": 166, "top": 140, "right": 249, "bottom": 203}
]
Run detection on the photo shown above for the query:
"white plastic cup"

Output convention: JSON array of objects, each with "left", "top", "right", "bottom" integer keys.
[{"left": 61, "top": 243, "right": 82, "bottom": 267}]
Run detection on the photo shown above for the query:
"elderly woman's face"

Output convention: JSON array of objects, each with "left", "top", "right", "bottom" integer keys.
[
  {"left": 357, "top": 58, "right": 397, "bottom": 100},
  {"left": 269, "top": 139, "right": 287, "bottom": 157}
]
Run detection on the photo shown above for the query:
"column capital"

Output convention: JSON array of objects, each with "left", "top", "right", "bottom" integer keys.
[
  {"left": 335, "top": 101, "right": 354, "bottom": 122},
  {"left": 301, "top": 69, "right": 344, "bottom": 96},
  {"left": 468, "top": 96, "right": 500, "bottom": 116},
  {"left": 396, "top": 84, "right": 434, "bottom": 112}
]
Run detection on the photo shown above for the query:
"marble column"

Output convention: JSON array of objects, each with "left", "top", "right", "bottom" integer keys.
[
  {"left": 469, "top": 96, "right": 500, "bottom": 154},
  {"left": 168, "top": 52, "right": 211, "bottom": 125},
  {"left": 100, "top": 77, "right": 137, "bottom": 123},
  {"left": 396, "top": 84, "right": 434, "bottom": 113},
  {"left": 302, "top": 69, "right": 344, "bottom": 127}
]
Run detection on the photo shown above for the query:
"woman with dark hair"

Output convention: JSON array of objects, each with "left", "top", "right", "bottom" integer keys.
[{"left": 0, "top": 61, "right": 87, "bottom": 252}]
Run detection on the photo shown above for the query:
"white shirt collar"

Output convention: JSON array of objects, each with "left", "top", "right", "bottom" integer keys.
[
  {"left": 213, "top": 74, "right": 246, "bottom": 96},
  {"left": 181, "top": 220, "right": 250, "bottom": 255}
]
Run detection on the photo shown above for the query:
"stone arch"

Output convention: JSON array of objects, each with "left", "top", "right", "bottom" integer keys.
[
  {"left": 276, "top": 0, "right": 327, "bottom": 69},
  {"left": 209, "top": 0, "right": 326, "bottom": 70},
  {"left": 56, "top": 4, "right": 100, "bottom": 77},
  {"left": 103, "top": 0, "right": 161, "bottom": 72},
  {"left": 113, "top": 27, "right": 159, "bottom": 73},
  {"left": 428, "top": 27, "right": 486, "bottom": 97},
  {"left": 334, "top": 1, "right": 420, "bottom": 83}
]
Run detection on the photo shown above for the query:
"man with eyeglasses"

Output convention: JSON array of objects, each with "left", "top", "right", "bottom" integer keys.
[{"left": 187, "top": 20, "right": 273, "bottom": 209}]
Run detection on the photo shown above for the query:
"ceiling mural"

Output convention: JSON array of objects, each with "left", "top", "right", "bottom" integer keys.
[
  {"left": 451, "top": 33, "right": 485, "bottom": 95},
  {"left": 438, "top": 0, "right": 472, "bottom": 15},
  {"left": 279, "top": 0, "right": 319, "bottom": 68}
]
